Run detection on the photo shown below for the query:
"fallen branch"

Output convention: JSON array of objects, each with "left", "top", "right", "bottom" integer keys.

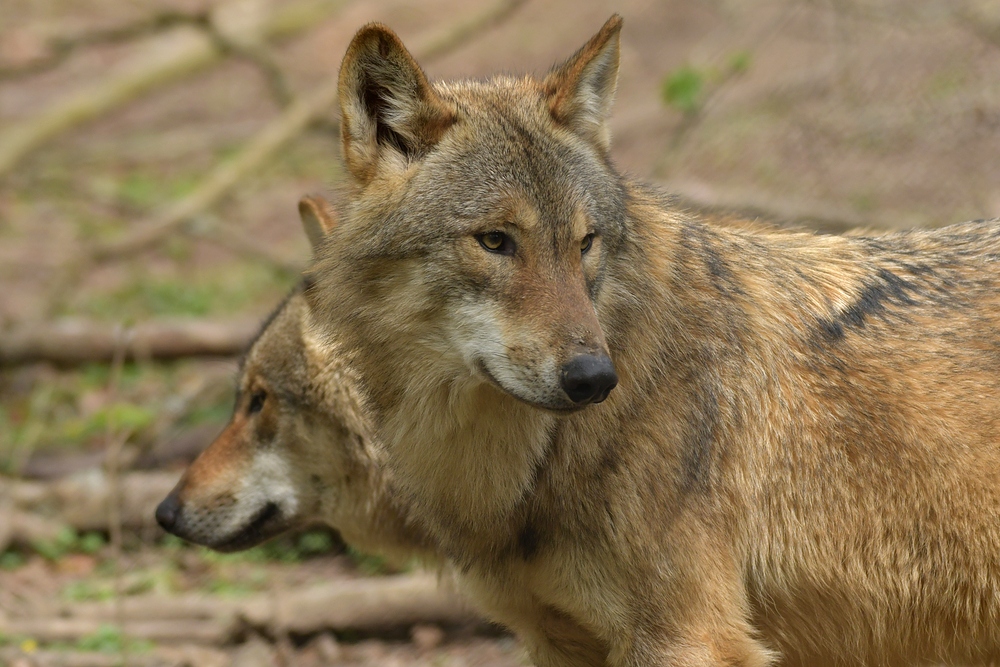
[
  {"left": 0, "top": 0, "right": 347, "bottom": 178},
  {"left": 2, "top": 574, "right": 479, "bottom": 645},
  {"left": 242, "top": 574, "right": 477, "bottom": 634},
  {"left": 0, "top": 318, "right": 259, "bottom": 367},
  {"left": 0, "top": 645, "right": 228, "bottom": 667},
  {"left": 0, "top": 510, "right": 66, "bottom": 552},
  {"left": 8, "top": 470, "right": 181, "bottom": 534},
  {"left": 0, "top": 618, "right": 231, "bottom": 645},
  {"left": 85, "top": 0, "right": 529, "bottom": 264},
  {"left": 0, "top": 10, "right": 209, "bottom": 82}
]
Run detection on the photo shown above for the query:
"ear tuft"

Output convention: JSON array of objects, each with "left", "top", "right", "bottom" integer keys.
[
  {"left": 543, "top": 15, "right": 623, "bottom": 152},
  {"left": 338, "top": 24, "right": 455, "bottom": 183},
  {"left": 298, "top": 194, "right": 337, "bottom": 253}
]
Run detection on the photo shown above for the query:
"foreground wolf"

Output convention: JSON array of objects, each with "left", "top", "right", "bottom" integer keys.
[
  {"left": 155, "top": 197, "right": 432, "bottom": 567},
  {"left": 306, "top": 13, "right": 1000, "bottom": 667}
]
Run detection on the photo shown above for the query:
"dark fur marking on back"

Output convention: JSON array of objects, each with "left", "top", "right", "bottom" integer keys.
[
  {"left": 816, "top": 268, "right": 921, "bottom": 343},
  {"left": 680, "top": 222, "right": 742, "bottom": 297},
  {"left": 681, "top": 383, "right": 719, "bottom": 493}
]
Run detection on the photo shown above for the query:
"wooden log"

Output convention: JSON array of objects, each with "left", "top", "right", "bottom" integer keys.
[
  {"left": 5, "top": 574, "right": 482, "bottom": 645},
  {"left": 241, "top": 574, "right": 477, "bottom": 634},
  {"left": 0, "top": 318, "right": 259, "bottom": 367},
  {"left": 6, "top": 470, "right": 181, "bottom": 534},
  {"left": 0, "top": 645, "right": 226, "bottom": 667},
  {"left": 0, "top": 617, "right": 232, "bottom": 645}
]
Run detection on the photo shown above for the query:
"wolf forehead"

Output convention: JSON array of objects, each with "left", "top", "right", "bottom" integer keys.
[{"left": 363, "top": 78, "right": 630, "bottom": 235}]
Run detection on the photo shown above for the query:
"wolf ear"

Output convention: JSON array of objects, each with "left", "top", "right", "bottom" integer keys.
[
  {"left": 337, "top": 24, "right": 455, "bottom": 183},
  {"left": 298, "top": 195, "right": 337, "bottom": 253},
  {"left": 543, "top": 15, "right": 623, "bottom": 152}
]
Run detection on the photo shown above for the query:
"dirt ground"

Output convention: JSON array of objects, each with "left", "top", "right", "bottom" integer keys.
[{"left": 2, "top": 0, "right": 1000, "bottom": 665}]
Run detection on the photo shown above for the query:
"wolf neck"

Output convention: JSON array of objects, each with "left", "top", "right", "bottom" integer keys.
[
  {"left": 379, "top": 370, "right": 555, "bottom": 548},
  {"left": 336, "top": 455, "right": 438, "bottom": 566}
]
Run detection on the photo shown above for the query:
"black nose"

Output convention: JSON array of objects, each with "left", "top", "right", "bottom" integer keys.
[
  {"left": 155, "top": 492, "right": 181, "bottom": 532},
  {"left": 560, "top": 354, "right": 618, "bottom": 405}
]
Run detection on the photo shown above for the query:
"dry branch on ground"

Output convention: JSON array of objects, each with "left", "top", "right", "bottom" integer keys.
[
  {"left": 0, "top": 0, "right": 346, "bottom": 178},
  {"left": 0, "top": 318, "right": 259, "bottom": 367},
  {"left": 0, "top": 574, "right": 479, "bottom": 645},
  {"left": 84, "top": 0, "right": 529, "bottom": 263},
  {"left": 0, "top": 10, "right": 210, "bottom": 82},
  {"left": 6, "top": 470, "right": 180, "bottom": 537}
]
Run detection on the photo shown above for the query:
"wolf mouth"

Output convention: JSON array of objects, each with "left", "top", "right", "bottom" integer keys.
[
  {"left": 214, "top": 501, "right": 285, "bottom": 552},
  {"left": 475, "top": 359, "right": 585, "bottom": 414}
]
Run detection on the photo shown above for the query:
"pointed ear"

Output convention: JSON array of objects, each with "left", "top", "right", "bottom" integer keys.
[
  {"left": 337, "top": 23, "right": 456, "bottom": 183},
  {"left": 298, "top": 194, "right": 337, "bottom": 253},
  {"left": 543, "top": 15, "right": 623, "bottom": 152}
]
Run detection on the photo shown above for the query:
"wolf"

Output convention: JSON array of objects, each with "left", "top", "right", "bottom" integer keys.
[
  {"left": 305, "top": 12, "right": 1000, "bottom": 667},
  {"left": 155, "top": 196, "right": 433, "bottom": 567}
]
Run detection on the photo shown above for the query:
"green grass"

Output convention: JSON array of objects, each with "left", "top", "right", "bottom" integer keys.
[
  {"left": 75, "top": 624, "right": 154, "bottom": 654},
  {"left": 661, "top": 51, "right": 753, "bottom": 115},
  {"left": 117, "top": 171, "right": 201, "bottom": 211},
  {"left": 662, "top": 65, "right": 705, "bottom": 114},
  {"left": 71, "top": 263, "right": 291, "bottom": 321}
]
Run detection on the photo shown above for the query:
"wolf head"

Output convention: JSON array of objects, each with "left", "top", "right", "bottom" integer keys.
[
  {"left": 156, "top": 198, "right": 398, "bottom": 553},
  {"left": 309, "top": 16, "right": 628, "bottom": 413}
]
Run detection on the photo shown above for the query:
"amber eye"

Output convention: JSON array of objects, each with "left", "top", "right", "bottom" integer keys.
[
  {"left": 247, "top": 390, "right": 267, "bottom": 415},
  {"left": 477, "top": 231, "right": 514, "bottom": 255},
  {"left": 581, "top": 234, "right": 595, "bottom": 254}
]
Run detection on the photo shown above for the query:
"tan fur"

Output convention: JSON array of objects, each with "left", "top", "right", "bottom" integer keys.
[
  {"left": 306, "top": 14, "right": 1000, "bottom": 667},
  {"left": 157, "top": 198, "right": 432, "bottom": 566}
]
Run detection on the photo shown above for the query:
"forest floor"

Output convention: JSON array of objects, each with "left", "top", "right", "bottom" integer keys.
[{"left": 1, "top": 0, "right": 999, "bottom": 664}]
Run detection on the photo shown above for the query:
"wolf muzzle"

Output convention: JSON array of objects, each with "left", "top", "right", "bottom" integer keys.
[
  {"left": 155, "top": 491, "right": 181, "bottom": 531},
  {"left": 561, "top": 353, "right": 618, "bottom": 405}
]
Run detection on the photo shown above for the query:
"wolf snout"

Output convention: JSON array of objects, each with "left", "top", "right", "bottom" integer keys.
[
  {"left": 561, "top": 353, "right": 618, "bottom": 405},
  {"left": 155, "top": 491, "right": 181, "bottom": 532}
]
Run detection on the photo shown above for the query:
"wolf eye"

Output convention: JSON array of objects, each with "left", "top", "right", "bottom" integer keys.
[
  {"left": 477, "top": 232, "right": 514, "bottom": 255},
  {"left": 581, "top": 234, "right": 595, "bottom": 254},
  {"left": 247, "top": 390, "right": 267, "bottom": 415}
]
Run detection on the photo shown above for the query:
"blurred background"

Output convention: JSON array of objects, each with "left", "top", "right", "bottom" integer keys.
[{"left": 1, "top": 0, "right": 999, "bottom": 665}]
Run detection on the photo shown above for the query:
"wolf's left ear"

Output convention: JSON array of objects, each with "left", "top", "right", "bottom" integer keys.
[
  {"left": 338, "top": 24, "right": 456, "bottom": 184},
  {"left": 543, "top": 15, "right": 623, "bottom": 153},
  {"left": 298, "top": 195, "right": 337, "bottom": 253}
]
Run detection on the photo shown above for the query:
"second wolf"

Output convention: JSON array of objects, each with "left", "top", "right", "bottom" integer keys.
[{"left": 308, "top": 15, "right": 1000, "bottom": 667}]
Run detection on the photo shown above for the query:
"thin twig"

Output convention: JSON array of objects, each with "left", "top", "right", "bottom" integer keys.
[
  {"left": 0, "top": 10, "right": 210, "bottom": 82},
  {"left": 0, "top": 0, "right": 347, "bottom": 178},
  {"left": 75, "top": 0, "right": 529, "bottom": 265},
  {"left": 208, "top": 35, "right": 294, "bottom": 108}
]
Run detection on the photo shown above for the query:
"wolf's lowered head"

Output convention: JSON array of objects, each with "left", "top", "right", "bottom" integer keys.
[{"left": 156, "top": 197, "right": 427, "bottom": 562}]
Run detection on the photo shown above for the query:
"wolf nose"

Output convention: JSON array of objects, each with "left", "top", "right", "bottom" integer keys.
[
  {"left": 155, "top": 492, "right": 181, "bottom": 532},
  {"left": 561, "top": 354, "right": 618, "bottom": 405}
]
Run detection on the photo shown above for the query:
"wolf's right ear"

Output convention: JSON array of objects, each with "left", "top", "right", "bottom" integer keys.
[
  {"left": 337, "top": 24, "right": 456, "bottom": 184},
  {"left": 543, "top": 15, "right": 622, "bottom": 153},
  {"left": 298, "top": 195, "right": 337, "bottom": 253}
]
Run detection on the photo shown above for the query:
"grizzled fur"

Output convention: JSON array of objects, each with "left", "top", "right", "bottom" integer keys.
[
  {"left": 158, "top": 197, "right": 433, "bottom": 567},
  {"left": 307, "top": 14, "right": 1000, "bottom": 667}
]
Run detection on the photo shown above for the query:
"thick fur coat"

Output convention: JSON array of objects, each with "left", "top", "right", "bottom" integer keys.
[{"left": 307, "top": 15, "right": 1000, "bottom": 667}]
